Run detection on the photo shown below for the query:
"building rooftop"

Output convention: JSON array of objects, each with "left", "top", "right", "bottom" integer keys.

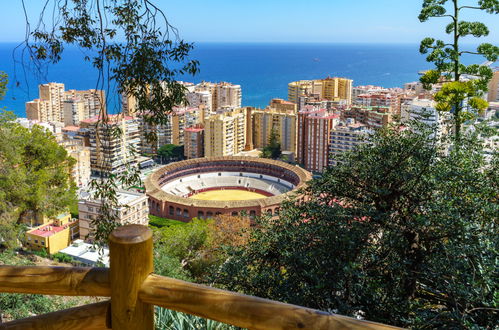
[
  {"left": 28, "top": 221, "right": 74, "bottom": 238},
  {"left": 60, "top": 240, "right": 110, "bottom": 267}
]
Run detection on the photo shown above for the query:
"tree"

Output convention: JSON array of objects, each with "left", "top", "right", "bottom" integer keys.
[
  {"left": 261, "top": 128, "right": 281, "bottom": 159},
  {"left": 157, "top": 144, "right": 184, "bottom": 163},
  {"left": 0, "top": 119, "right": 77, "bottom": 221},
  {"left": 0, "top": 74, "right": 77, "bottom": 247},
  {"left": 419, "top": 0, "right": 499, "bottom": 139},
  {"left": 215, "top": 123, "right": 498, "bottom": 328},
  {"left": 19, "top": 1, "right": 198, "bottom": 246}
]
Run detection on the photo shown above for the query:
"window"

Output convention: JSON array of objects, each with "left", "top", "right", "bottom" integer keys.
[
  {"left": 88, "top": 207, "right": 94, "bottom": 212},
  {"left": 169, "top": 206, "right": 174, "bottom": 215},
  {"left": 35, "top": 240, "right": 38, "bottom": 244},
  {"left": 218, "top": 173, "right": 221, "bottom": 176}
]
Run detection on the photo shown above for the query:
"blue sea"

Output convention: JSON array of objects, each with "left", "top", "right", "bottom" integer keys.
[{"left": 0, "top": 42, "right": 439, "bottom": 117}]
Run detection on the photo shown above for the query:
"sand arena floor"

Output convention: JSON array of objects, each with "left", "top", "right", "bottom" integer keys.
[{"left": 189, "top": 189, "right": 267, "bottom": 201}]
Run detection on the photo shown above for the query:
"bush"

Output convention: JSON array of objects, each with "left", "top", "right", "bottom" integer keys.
[{"left": 149, "top": 215, "right": 185, "bottom": 228}]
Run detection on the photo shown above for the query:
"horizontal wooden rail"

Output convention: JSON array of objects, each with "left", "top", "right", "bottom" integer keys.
[
  {"left": 0, "top": 225, "right": 399, "bottom": 329},
  {"left": 139, "top": 274, "right": 398, "bottom": 330},
  {"left": 0, "top": 301, "right": 110, "bottom": 330},
  {"left": 0, "top": 266, "right": 110, "bottom": 297}
]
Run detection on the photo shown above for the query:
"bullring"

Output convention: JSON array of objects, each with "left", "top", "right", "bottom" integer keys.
[{"left": 145, "top": 156, "right": 312, "bottom": 221}]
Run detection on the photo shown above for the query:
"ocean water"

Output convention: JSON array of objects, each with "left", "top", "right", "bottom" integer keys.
[{"left": 0, "top": 42, "right": 435, "bottom": 117}]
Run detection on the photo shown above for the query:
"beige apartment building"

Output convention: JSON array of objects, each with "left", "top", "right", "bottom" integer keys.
[
  {"left": 78, "top": 190, "right": 149, "bottom": 240},
  {"left": 250, "top": 108, "right": 297, "bottom": 154},
  {"left": 63, "top": 99, "right": 86, "bottom": 126},
  {"left": 204, "top": 108, "right": 246, "bottom": 157},
  {"left": 269, "top": 98, "right": 297, "bottom": 113},
  {"left": 60, "top": 138, "right": 91, "bottom": 187},
  {"left": 195, "top": 81, "right": 242, "bottom": 111},
  {"left": 26, "top": 82, "right": 106, "bottom": 123},
  {"left": 288, "top": 77, "right": 353, "bottom": 105}
]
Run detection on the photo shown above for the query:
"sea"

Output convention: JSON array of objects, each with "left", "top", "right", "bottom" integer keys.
[{"left": 0, "top": 42, "right": 447, "bottom": 117}]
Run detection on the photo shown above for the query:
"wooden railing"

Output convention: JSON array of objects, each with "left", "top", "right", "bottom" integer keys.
[{"left": 0, "top": 225, "right": 398, "bottom": 329}]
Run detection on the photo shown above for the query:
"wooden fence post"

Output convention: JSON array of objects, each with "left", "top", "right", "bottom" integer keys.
[{"left": 109, "top": 224, "right": 154, "bottom": 330}]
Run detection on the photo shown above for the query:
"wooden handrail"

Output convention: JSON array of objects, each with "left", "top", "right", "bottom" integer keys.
[
  {"left": 0, "top": 301, "right": 110, "bottom": 330},
  {"left": 0, "top": 266, "right": 110, "bottom": 296},
  {"left": 139, "top": 274, "right": 398, "bottom": 330},
  {"left": 0, "top": 225, "right": 399, "bottom": 329}
]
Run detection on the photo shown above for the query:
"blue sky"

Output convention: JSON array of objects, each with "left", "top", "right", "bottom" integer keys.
[{"left": 1, "top": 1, "right": 498, "bottom": 43}]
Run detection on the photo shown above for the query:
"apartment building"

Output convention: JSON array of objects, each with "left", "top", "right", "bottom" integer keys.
[
  {"left": 139, "top": 106, "right": 203, "bottom": 155},
  {"left": 184, "top": 125, "right": 205, "bottom": 159},
  {"left": 60, "top": 137, "right": 91, "bottom": 187},
  {"left": 250, "top": 107, "right": 297, "bottom": 154},
  {"left": 342, "top": 105, "right": 392, "bottom": 129},
  {"left": 288, "top": 77, "right": 353, "bottom": 105},
  {"left": 204, "top": 108, "right": 246, "bottom": 157},
  {"left": 329, "top": 119, "right": 371, "bottom": 166},
  {"left": 488, "top": 70, "right": 499, "bottom": 102},
  {"left": 78, "top": 190, "right": 149, "bottom": 240},
  {"left": 297, "top": 107, "right": 339, "bottom": 172},
  {"left": 80, "top": 115, "right": 141, "bottom": 176},
  {"left": 25, "top": 213, "right": 79, "bottom": 254},
  {"left": 194, "top": 81, "right": 242, "bottom": 112},
  {"left": 26, "top": 83, "right": 106, "bottom": 123},
  {"left": 268, "top": 98, "right": 297, "bottom": 113}
]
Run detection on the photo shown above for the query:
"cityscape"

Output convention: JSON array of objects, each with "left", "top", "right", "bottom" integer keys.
[{"left": 0, "top": 0, "right": 498, "bottom": 329}]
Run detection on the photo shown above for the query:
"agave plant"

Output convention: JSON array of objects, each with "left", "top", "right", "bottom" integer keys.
[{"left": 155, "top": 307, "right": 239, "bottom": 330}]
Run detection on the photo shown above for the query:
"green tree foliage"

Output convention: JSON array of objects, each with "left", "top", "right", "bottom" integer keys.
[
  {"left": 153, "top": 218, "right": 214, "bottom": 280},
  {"left": 419, "top": 0, "right": 499, "bottom": 138},
  {"left": 157, "top": 144, "right": 184, "bottom": 163},
  {"left": 0, "top": 117, "right": 77, "bottom": 242},
  {"left": 21, "top": 1, "right": 198, "bottom": 246},
  {"left": 215, "top": 124, "right": 498, "bottom": 328},
  {"left": 261, "top": 128, "right": 282, "bottom": 159}
]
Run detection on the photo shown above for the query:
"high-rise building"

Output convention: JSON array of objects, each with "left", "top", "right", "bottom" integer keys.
[
  {"left": 26, "top": 83, "right": 106, "bottom": 123},
  {"left": 268, "top": 98, "right": 297, "bottom": 113},
  {"left": 195, "top": 81, "right": 242, "bottom": 111},
  {"left": 65, "top": 89, "right": 106, "bottom": 118},
  {"left": 297, "top": 107, "right": 339, "bottom": 172},
  {"left": 63, "top": 99, "right": 86, "bottom": 126},
  {"left": 329, "top": 119, "right": 371, "bottom": 166},
  {"left": 184, "top": 125, "right": 205, "bottom": 159},
  {"left": 288, "top": 77, "right": 353, "bottom": 105},
  {"left": 204, "top": 108, "right": 246, "bottom": 157},
  {"left": 60, "top": 138, "right": 91, "bottom": 187},
  {"left": 80, "top": 115, "right": 141, "bottom": 176},
  {"left": 250, "top": 108, "right": 297, "bottom": 154},
  {"left": 342, "top": 105, "right": 392, "bottom": 129}
]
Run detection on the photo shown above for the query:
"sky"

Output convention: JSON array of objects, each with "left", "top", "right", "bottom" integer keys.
[{"left": 0, "top": 1, "right": 498, "bottom": 44}]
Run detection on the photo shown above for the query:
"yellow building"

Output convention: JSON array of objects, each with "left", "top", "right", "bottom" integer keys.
[
  {"left": 288, "top": 77, "right": 353, "bottom": 105},
  {"left": 204, "top": 108, "right": 246, "bottom": 157},
  {"left": 25, "top": 213, "right": 79, "bottom": 254},
  {"left": 251, "top": 108, "right": 297, "bottom": 154}
]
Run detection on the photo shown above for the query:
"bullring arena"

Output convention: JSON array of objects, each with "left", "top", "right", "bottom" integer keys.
[{"left": 145, "top": 156, "right": 312, "bottom": 221}]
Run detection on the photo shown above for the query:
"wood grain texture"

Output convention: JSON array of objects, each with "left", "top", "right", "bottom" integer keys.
[
  {"left": 139, "top": 275, "right": 400, "bottom": 330},
  {"left": 0, "top": 266, "right": 110, "bottom": 297},
  {"left": 109, "top": 224, "right": 154, "bottom": 330},
  {"left": 0, "top": 301, "right": 110, "bottom": 330}
]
